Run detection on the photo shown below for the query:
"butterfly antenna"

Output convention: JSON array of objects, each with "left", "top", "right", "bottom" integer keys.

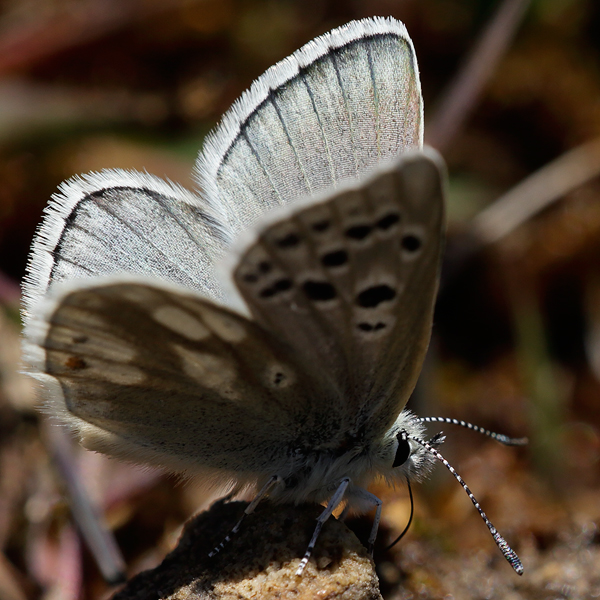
[
  {"left": 408, "top": 434, "right": 524, "bottom": 575},
  {"left": 417, "top": 416, "right": 528, "bottom": 446},
  {"left": 385, "top": 478, "right": 414, "bottom": 550}
]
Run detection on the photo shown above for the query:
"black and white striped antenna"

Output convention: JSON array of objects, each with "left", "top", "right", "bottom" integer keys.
[{"left": 391, "top": 419, "right": 526, "bottom": 574}]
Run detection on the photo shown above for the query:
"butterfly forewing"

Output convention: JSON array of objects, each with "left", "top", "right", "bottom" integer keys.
[
  {"left": 196, "top": 18, "right": 422, "bottom": 238},
  {"left": 30, "top": 279, "right": 346, "bottom": 476},
  {"left": 233, "top": 150, "right": 445, "bottom": 437},
  {"left": 22, "top": 171, "right": 228, "bottom": 324}
]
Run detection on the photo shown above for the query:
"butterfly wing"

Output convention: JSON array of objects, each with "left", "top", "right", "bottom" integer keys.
[
  {"left": 196, "top": 17, "right": 422, "bottom": 238},
  {"left": 25, "top": 277, "right": 344, "bottom": 478},
  {"left": 24, "top": 17, "right": 421, "bottom": 325},
  {"left": 232, "top": 150, "right": 445, "bottom": 438},
  {"left": 22, "top": 17, "right": 439, "bottom": 475},
  {"left": 22, "top": 170, "right": 229, "bottom": 323}
]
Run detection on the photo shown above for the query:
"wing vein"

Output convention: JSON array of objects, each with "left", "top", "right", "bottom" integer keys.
[
  {"left": 49, "top": 252, "right": 95, "bottom": 277},
  {"left": 329, "top": 51, "right": 359, "bottom": 177},
  {"left": 77, "top": 198, "right": 207, "bottom": 287},
  {"left": 299, "top": 69, "right": 337, "bottom": 186},
  {"left": 149, "top": 191, "right": 221, "bottom": 252},
  {"left": 365, "top": 43, "right": 381, "bottom": 161},
  {"left": 269, "top": 94, "right": 313, "bottom": 195},
  {"left": 240, "top": 128, "right": 285, "bottom": 205}
]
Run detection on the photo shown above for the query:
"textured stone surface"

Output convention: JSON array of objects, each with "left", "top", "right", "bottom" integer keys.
[{"left": 112, "top": 500, "right": 382, "bottom": 600}]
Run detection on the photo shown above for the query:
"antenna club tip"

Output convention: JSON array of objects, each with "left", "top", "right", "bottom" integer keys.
[
  {"left": 411, "top": 433, "right": 524, "bottom": 575},
  {"left": 493, "top": 532, "right": 523, "bottom": 575},
  {"left": 508, "top": 553, "right": 524, "bottom": 575}
]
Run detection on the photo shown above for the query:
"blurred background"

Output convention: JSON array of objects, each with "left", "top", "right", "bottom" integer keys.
[{"left": 0, "top": 0, "right": 599, "bottom": 598}]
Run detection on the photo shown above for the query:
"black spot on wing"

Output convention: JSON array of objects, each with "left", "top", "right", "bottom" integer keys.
[
  {"left": 276, "top": 233, "right": 301, "bottom": 248},
  {"left": 274, "top": 278, "right": 293, "bottom": 292},
  {"left": 258, "top": 261, "right": 272, "bottom": 273},
  {"left": 311, "top": 220, "right": 330, "bottom": 232},
  {"left": 272, "top": 371, "right": 288, "bottom": 386},
  {"left": 259, "top": 287, "right": 276, "bottom": 298},
  {"left": 345, "top": 224, "right": 372, "bottom": 240},
  {"left": 376, "top": 212, "right": 400, "bottom": 230},
  {"left": 402, "top": 234, "right": 422, "bottom": 252},
  {"left": 357, "top": 322, "right": 386, "bottom": 332},
  {"left": 259, "top": 278, "right": 293, "bottom": 298},
  {"left": 356, "top": 285, "right": 396, "bottom": 308},
  {"left": 303, "top": 281, "right": 337, "bottom": 301},
  {"left": 321, "top": 250, "right": 348, "bottom": 268}
]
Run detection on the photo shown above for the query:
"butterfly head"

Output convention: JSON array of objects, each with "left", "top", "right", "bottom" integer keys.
[{"left": 379, "top": 410, "right": 442, "bottom": 483}]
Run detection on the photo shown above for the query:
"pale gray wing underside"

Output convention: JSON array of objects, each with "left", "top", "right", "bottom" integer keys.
[
  {"left": 196, "top": 17, "right": 423, "bottom": 238},
  {"left": 23, "top": 17, "right": 422, "bottom": 329},
  {"left": 22, "top": 170, "right": 229, "bottom": 323},
  {"left": 25, "top": 278, "right": 345, "bottom": 477},
  {"left": 232, "top": 150, "right": 445, "bottom": 438},
  {"left": 22, "top": 17, "right": 437, "bottom": 458}
]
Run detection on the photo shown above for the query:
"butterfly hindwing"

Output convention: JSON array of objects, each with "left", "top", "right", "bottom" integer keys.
[
  {"left": 27, "top": 278, "right": 357, "bottom": 477},
  {"left": 232, "top": 150, "right": 445, "bottom": 437}
]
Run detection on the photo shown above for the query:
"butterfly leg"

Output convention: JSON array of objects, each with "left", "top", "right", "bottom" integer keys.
[
  {"left": 349, "top": 487, "right": 383, "bottom": 554},
  {"left": 209, "top": 474, "right": 282, "bottom": 557},
  {"left": 296, "top": 477, "right": 350, "bottom": 576}
]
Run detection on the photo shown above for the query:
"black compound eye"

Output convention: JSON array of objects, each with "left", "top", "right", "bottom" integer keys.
[{"left": 393, "top": 433, "right": 411, "bottom": 468}]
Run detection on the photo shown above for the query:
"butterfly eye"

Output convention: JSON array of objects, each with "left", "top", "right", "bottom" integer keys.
[{"left": 393, "top": 432, "right": 411, "bottom": 468}]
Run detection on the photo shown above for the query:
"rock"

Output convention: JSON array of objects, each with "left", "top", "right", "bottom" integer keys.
[{"left": 112, "top": 499, "right": 382, "bottom": 600}]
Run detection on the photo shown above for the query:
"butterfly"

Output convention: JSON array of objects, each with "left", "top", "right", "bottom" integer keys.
[{"left": 21, "top": 17, "right": 523, "bottom": 576}]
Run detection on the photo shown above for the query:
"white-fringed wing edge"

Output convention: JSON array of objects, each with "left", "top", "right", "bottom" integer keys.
[
  {"left": 21, "top": 16, "right": 437, "bottom": 473},
  {"left": 22, "top": 170, "right": 229, "bottom": 324},
  {"left": 23, "top": 17, "right": 422, "bottom": 329},
  {"left": 195, "top": 16, "right": 423, "bottom": 237}
]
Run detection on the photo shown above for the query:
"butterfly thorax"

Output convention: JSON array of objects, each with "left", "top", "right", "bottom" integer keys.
[{"left": 263, "top": 409, "right": 434, "bottom": 506}]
